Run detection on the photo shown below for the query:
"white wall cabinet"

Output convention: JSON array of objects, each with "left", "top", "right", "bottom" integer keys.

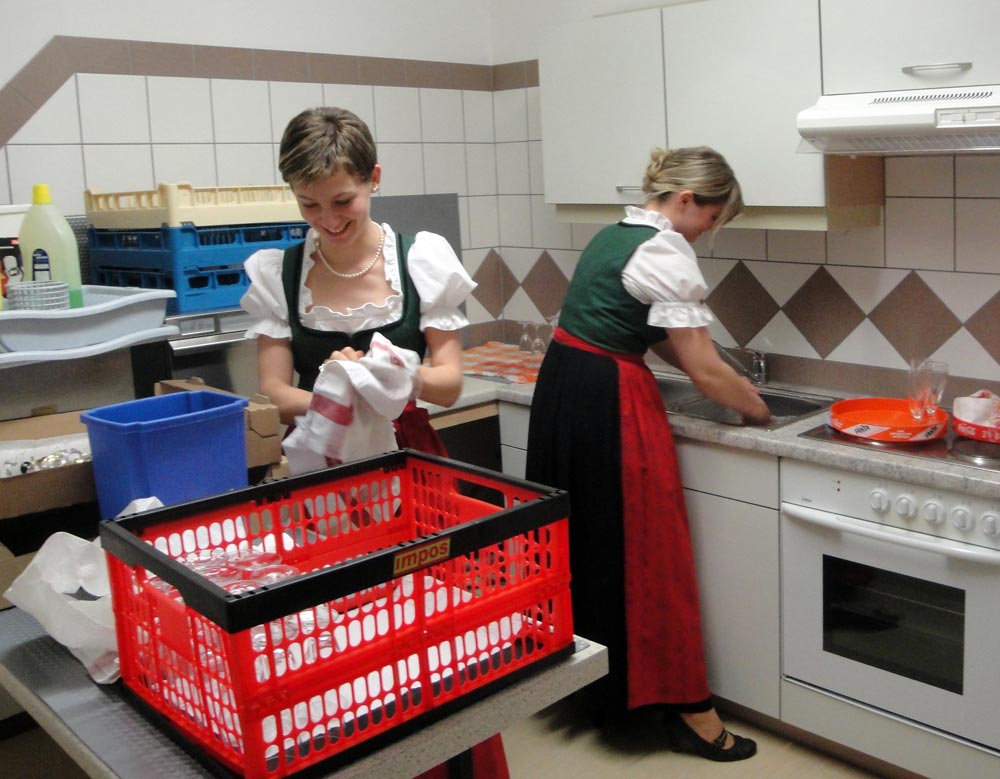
[
  {"left": 540, "top": 1, "right": 824, "bottom": 209},
  {"left": 498, "top": 402, "right": 531, "bottom": 478},
  {"left": 676, "top": 438, "right": 781, "bottom": 717},
  {"left": 820, "top": 0, "right": 1000, "bottom": 95},
  {"left": 539, "top": 9, "right": 668, "bottom": 205},
  {"left": 661, "top": 0, "right": 824, "bottom": 207}
]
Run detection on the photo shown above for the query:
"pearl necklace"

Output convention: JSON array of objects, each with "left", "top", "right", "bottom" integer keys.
[{"left": 315, "top": 224, "right": 385, "bottom": 279}]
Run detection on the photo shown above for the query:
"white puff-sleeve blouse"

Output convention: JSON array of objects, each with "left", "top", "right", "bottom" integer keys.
[
  {"left": 619, "top": 205, "right": 715, "bottom": 329},
  {"left": 240, "top": 224, "right": 476, "bottom": 340}
]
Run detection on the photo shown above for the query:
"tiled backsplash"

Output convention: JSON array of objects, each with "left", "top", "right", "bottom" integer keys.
[{"left": 3, "top": 37, "right": 1000, "bottom": 393}]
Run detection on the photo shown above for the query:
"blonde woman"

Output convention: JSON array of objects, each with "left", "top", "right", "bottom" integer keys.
[{"left": 526, "top": 146, "right": 769, "bottom": 762}]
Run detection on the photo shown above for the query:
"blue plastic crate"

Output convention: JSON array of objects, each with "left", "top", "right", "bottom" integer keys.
[
  {"left": 81, "top": 390, "right": 249, "bottom": 519},
  {"left": 88, "top": 221, "right": 307, "bottom": 313}
]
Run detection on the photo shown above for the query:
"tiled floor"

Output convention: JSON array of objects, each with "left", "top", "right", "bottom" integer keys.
[
  {"left": 502, "top": 699, "right": 886, "bottom": 779},
  {"left": 1, "top": 698, "right": 887, "bottom": 779}
]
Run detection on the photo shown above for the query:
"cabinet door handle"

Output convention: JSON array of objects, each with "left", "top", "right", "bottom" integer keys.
[
  {"left": 615, "top": 185, "right": 644, "bottom": 192},
  {"left": 901, "top": 61, "right": 972, "bottom": 75}
]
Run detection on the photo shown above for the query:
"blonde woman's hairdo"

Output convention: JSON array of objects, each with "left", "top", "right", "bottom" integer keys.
[
  {"left": 278, "top": 107, "right": 377, "bottom": 188},
  {"left": 642, "top": 146, "right": 744, "bottom": 233}
]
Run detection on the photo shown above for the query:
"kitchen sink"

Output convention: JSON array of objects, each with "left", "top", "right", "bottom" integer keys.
[{"left": 655, "top": 374, "right": 837, "bottom": 430}]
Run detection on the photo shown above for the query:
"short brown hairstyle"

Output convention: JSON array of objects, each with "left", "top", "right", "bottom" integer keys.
[{"left": 278, "top": 107, "right": 378, "bottom": 188}]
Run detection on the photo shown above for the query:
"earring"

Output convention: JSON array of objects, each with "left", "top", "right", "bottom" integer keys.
[{"left": 372, "top": 184, "right": 380, "bottom": 193}]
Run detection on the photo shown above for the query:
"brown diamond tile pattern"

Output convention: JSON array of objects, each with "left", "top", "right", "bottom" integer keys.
[
  {"left": 963, "top": 291, "right": 1000, "bottom": 365},
  {"left": 471, "top": 249, "right": 517, "bottom": 319},
  {"left": 705, "top": 262, "right": 780, "bottom": 346},
  {"left": 520, "top": 251, "right": 569, "bottom": 320},
  {"left": 783, "top": 267, "right": 866, "bottom": 358},
  {"left": 869, "top": 271, "right": 961, "bottom": 363}
]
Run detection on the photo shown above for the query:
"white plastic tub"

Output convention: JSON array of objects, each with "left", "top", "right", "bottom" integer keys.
[{"left": 0, "top": 285, "right": 175, "bottom": 352}]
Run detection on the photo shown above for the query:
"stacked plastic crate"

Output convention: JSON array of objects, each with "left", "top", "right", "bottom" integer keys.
[{"left": 85, "top": 183, "right": 307, "bottom": 315}]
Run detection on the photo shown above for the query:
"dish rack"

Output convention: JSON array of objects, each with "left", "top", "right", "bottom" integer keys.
[{"left": 0, "top": 285, "right": 177, "bottom": 368}]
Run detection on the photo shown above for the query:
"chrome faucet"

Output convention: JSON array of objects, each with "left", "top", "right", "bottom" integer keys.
[
  {"left": 713, "top": 341, "right": 768, "bottom": 386},
  {"left": 749, "top": 350, "right": 768, "bottom": 386}
]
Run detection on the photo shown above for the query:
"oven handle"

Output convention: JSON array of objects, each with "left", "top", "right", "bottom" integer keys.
[{"left": 781, "top": 503, "right": 1000, "bottom": 566}]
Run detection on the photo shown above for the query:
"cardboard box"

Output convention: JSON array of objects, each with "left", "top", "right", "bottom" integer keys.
[
  {"left": 0, "top": 543, "right": 34, "bottom": 610},
  {"left": 154, "top": 378, "right": 282, "bottom": 469},
  {"left": 0, "top": 411, "right": 96, "bottom": 521}
]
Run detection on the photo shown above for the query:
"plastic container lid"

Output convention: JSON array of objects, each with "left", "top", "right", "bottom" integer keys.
[{"left": 829, "top": 397, "right": 949, "bottom": 443}]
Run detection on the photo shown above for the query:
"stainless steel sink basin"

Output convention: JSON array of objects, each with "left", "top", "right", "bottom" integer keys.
[{"left": 656, "top": 374, "right": 837, "bottom": 430}]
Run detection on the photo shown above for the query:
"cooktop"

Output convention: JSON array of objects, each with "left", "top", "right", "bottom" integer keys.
[{"left": 799, "top": 423, "right": 1000, "bottom": 474}]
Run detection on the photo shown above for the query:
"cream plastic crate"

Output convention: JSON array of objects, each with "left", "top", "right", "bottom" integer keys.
[{"left": 85, "top": 183, "right": 302, "bottom": 229}]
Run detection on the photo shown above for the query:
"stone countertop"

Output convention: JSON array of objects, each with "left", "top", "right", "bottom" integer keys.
[{"left": 426, "top": 374, "right": 1000, "bottom": 501}]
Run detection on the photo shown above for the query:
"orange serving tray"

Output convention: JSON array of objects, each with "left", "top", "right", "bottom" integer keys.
[{"left": 829, "top": 397, "right": 949, "bottom": 443}]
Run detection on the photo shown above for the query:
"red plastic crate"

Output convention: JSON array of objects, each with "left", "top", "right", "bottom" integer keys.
[{"left": 100, "top": 450, "right": 573, "bottom": 779}]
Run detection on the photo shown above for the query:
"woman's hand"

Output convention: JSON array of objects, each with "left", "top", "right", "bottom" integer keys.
[
  {"left": 653, "top": 328, "right": 772, "bottom": 424},
  {"left": 323, "top": 346, "right": 365, "bottom": 364}
]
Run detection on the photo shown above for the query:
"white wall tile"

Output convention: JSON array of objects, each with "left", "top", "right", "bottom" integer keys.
[
  {"left": 571, "top": 222, "right": 602, "bottom": 251},
  {"left": 373, "top": 87, "right": 421, "bottom": 143},
  {"left": 7, "top": 145, "right": 85, "bottom": 215},
  {"left": 10, "top": 79, "right": 80, "bottom": 145},
  {"left": 503, "top": 286, "right": 543, "bottom": 322},
  {"left": 148, "top": 77, "right": 213, "bottom": 144},
  {"left": 153, "top": 144, "right": 217, "bottom": 187},
  {"left": 547, "top": 248, "right": 581, "bottom": 281},
  {"left": 885, "top": 197, "right": 954, "bottom": 271},
  {"left": 323, "top": 85, "right": 376, "bottom": 132},
  {"left": 956, "top": 155, "right": 1000, "bottom": 197},
  {"left": 501, "top": 247, "right": 542, "bottom": 282},
  {"left": 78, "top": 74, "right": 150, "bottom": 144},
  {"left": 269, "top": 81, "right": 324, "bottom": 141},
  {"left": 83, "top": 145, "right": 155, "bottom": 195},
  {"left": 466, "top": 144, "right": 497, "bottom": 196},
  {"left": 493, "top": 89, "right": 528, "bottom": 143},
  {"left": 463, "top": 91, "right": 494, "bottom": 143},
  {"left": 467, "top": 195, "right": 499, "bottom": 248},
  {"left": 885, "top": 156, "right": 954, "bottom": 197},
  {"left": 827, "top": 224, "right": 885, "bottom": 267},
  {"left": 498, "top": 194, "right": 532, "bottom": 247},
  {"left": 531, "top": 195, "right": 572, "bottom": 250},
  {"left": 212, "top": 80, "right": 272, "bottom": 143},
  {"left": 767, "top": 229, "right": 826, "bottom": 264},
  {"left": 216, "top": 144, "right": 278, "bottom": 186},
  {"left": 528, "top": 141, "right": 544, "bottom": 196},
  {"left": 496, "top": 142, "right": 530, "bottom": 194},
  {"left": 423, "top": 143, "right": 467, "bottom": 196},
  {"left": 376, "top": 143, "right": 424, "bottom": 195},
  {"left": 956, "top": 198, "right": 1000, "bottom": 274},
  {"left": 526, "top": 87, "right": 542, "bottom": 141},
  {"left": 420, "top": 89, "right": 465, "bottom": 143}
]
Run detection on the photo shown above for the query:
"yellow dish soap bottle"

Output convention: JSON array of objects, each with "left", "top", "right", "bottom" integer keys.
[{"left": 18, "top": 184, "right": 84, "bottom": 308}]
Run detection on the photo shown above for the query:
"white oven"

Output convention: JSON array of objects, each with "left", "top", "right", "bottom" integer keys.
[{"left": 780, "top": 458, "right": 1000, "bottom": 754}]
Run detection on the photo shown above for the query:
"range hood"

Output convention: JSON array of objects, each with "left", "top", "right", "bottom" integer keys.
[{"left": 797, "top": 84, "right": 1000, "bottom": 155}]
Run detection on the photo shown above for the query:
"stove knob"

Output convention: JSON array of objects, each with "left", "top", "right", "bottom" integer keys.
[
  {"left": 950, "top": 506, "right": 975, "bottom": 532},
  {"left": 981, "top": 512, "right": 1000, "bottom": 537},
  {"left": 869, "top": 489, "right": 890, "bottom": 514},
  {"left": 923, "top": 500, "right": 945, "bottom": 525},
  {"left": 894, "top": 495, "right": 918, "bottom": 520}
]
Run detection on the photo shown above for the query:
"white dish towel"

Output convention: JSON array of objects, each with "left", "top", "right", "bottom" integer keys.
[{"left": 283, "top": 333, "right": 422, "bottom": 475}]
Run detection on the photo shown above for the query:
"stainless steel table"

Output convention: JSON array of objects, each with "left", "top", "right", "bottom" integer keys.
[{"left": 0, "top": 608, "right": 607, "bottom": 778}]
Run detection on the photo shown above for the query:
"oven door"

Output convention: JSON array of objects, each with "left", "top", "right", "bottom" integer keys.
[{"left": 781, "top": 502, "right": 1000, "bottom": 750}]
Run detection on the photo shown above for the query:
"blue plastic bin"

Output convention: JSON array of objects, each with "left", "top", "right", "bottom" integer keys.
[
  {"left": 87, "top": 221, "right": 307, "bottom": 313},
  {"left": 82, "top": 391, "right": 249, "bottom": 519}
]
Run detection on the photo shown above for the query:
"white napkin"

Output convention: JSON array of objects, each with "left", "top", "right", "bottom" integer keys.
[
  {"left": 283, "top": 333, "right": 422, "bottom": 475},
  {"left": 952, "top": 389, "right": 1000, "bottom": 428}
]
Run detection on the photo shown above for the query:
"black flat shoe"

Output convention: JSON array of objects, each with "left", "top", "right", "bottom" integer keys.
[{"left": 662, "top": 712, "right": 757, "bottom": 762}]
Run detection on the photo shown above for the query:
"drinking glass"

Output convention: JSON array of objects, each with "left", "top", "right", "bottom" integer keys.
[
  {"left": 908, "top": 359, "right": 949, "bottom": 419},
  {"left": 518, "top": 322, "right": 534, "bottom": 352}
]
